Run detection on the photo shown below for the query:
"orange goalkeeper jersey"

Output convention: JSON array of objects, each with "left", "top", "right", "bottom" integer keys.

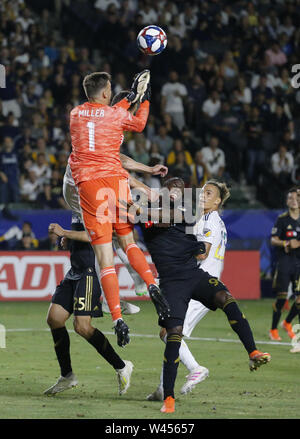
[{"left": 69, "top": 99, "right": 149, "bottom": 184}]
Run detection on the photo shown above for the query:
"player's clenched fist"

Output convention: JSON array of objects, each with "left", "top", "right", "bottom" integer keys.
[{"left": 49, "top": 223, "right": 65, "bottom": 237}]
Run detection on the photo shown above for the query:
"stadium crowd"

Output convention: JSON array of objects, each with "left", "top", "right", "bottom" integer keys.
[{"left": 0, "top": 0, "right": 300, "bottom": 209}]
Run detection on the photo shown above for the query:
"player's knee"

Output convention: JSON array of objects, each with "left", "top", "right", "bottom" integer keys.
[
  {"left": 166, "top": 326, "right": 183, "bottom": 338},
  {"left": 73, "top": 319, "right": 94, "bottom": 339},
  {"left": 159, "top": 327, "right": 167, "bottom": 342},
  {"left": 46, "top": 313, "right": 64, "bottom": 329},
  {"left": 214, "top": 290, "right": 232, "bottom": 309}
]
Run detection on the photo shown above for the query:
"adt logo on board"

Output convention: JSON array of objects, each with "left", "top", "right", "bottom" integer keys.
[
  {"left": 291, "top": 64, "right": 300, "bottom": 89},
  {"left": 0, "top": 64, "right": 5, "bottom": 88}
]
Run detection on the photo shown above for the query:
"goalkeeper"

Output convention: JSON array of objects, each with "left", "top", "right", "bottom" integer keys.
[{"left": 68, "top": 70, "right": 170, "bottom": 348}]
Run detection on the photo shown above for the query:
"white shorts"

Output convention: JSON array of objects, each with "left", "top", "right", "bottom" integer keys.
[{"left": 182, "top": 299, "right": 210, "bottom": 337}]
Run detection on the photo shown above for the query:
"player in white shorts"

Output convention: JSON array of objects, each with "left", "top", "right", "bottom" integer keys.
[{"left": 147, "top": 179, "right": 230, "bottom": 400}]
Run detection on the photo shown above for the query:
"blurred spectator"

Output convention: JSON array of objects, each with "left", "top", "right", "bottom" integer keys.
[
  {"left": 190, "top": 150, "right": 210, "bottom": 188},
  {"left": 245, "top": 107, "right": 265, "bottom": 185},
  {"left": 38, "top": 230, "right": 61, "bottom": 250},
  {"left": 265, "top": 41, "right": 287, "bottom": 67},
  {"left": 139, "top": 2, "right": 158, "bottom": 24},
  {"left": 196, "top": 55, "right": 219, "bottom": 86},
  {"left": 32, "top": 137, "right": 56, "bottom": 165},
  {"left": 252, "top": 75, "right": 273, "bottom": 101},
  {"left": 277, "top": 16, "right": 295, "bottom": 38},
  {"left": 186, "top": 74, "right": 207, "bottom": 128},
  {"left": 15, "top": 7, "right": 34, "bottom": 31},
  {"left": 271, "top": 144, "right": 294, "bottom": 186},
  {"left": 219, "top": 51, "right": 239, "bottom": 81},
  {"left": 130, "top": 134, "right": 149, "bottom": 165},
  {"left": 20, "top": 169, "right": 40, "bottom": 202},
  {"left": 40, "top": 170, "right": 68, "bottom": 209},
  {"left": 169, "top": 15, "right": 186, "bottom": 39},
  {"left": 148, "top": 142, "right": 164, "bottom": 165},
  {"left": 0, "top": 221, "right": 38, "bottom": 249},
  {"left": 181, "top": 127, "right": 199, "bottom": 157},
  {"left": 30, "top": 153, "right": 51, "bottom": 186},
  {"left": 266, "top": 104, "right": 289, "bottom": 134},
  {"left": 200, "top": 136, "right": 225, "bottom": 179},
  {"left": 202, "top": 91, "right": 221, "bottom": 119},
  {"left": 94, "top": 0, "right": 121, "bottom": 11},
  {"left": 292, "top": 144, "right": 300, "bottom": 185},
  {"left": 161, "top": 71, "right": 188, "bottom": 130},
  {"left": 167, "top": 138, "right": 193, "bottom": 166},
  {"left": 54, "top": 151, "right": 69, "bottom": 177},
  {"left": 0, "top": 136, "right": 19, "bottom": 203},
  {"left": 0, "top": 112, "right": 20, "bottom": 140},
  {"left": 161, "top": 113, "right": 181, "bottom": 140},
  {"left": 169, "top": 151, "right": 192, "bottom": 186},
  {"left": 153, "top": 125, "right": 173, "bottom": 158},
  {"left": 14, "top": 233, "right": 36, "bottom": 250},
  {"left": 236, "top": 76, "right": 252, "bottom": 104}
]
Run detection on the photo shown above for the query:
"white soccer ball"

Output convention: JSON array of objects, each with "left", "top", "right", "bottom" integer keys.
[{"left": 137, "top": 25, "right": 167, "bottom": 56}]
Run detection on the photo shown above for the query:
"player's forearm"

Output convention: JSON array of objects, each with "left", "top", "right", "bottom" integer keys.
[
  {"left": 271, "top": 236, "right": 287, "bottom": 247},
  {"left": 62, "top": 229, "right": 90, "bottom": 242},
  {"left": 125, "top": 101, "right": 149, "bottom": 132},
  {"left": 113, "top": 98, "right": 131, "bottom": 110},
  {"left": 196, "top": 242, "right": 211, "bottom": 260},
  {"left": 120, "top": 153, "right": 153, "bottom": 174}
]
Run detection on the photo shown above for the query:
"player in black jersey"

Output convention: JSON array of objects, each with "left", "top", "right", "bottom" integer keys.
[
  {"left": 44, "top": 213, "right": 133, "bottom": 396},
  {"left": 123, "top": 177, "right": 271, "bottom": 413},
  {"left": 269, "top": 187, "right": 300, "bottom": 341}
]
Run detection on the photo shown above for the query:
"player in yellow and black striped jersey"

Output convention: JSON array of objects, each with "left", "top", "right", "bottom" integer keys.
[
  {"left": 269, "top": 187, "right": 300, "bottom": 341},
  {"left": 43, "top": 214, "right": 133, "bottom": 396}
]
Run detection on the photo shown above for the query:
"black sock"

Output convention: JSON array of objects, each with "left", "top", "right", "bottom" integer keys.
[
  {"left": 51, "top": 327, "right": 72, "bottom": 377},
  {"left": 222, "top": 301, "right": 256, "bottom": 354},
  {"left": 271, "top": 298, "right": 286, "bottom": 329},
  {"left": 286, "top": 302, "right": 298, "bottom": 323},
  {"left": 163, "top": 333, "right": 182, "bottom": 399},
  {"left": 87, "top": 328, "right": 125, "bottom": 370},
  {"left": 296, "top": 302, "right": 300, "bottom": 323}
]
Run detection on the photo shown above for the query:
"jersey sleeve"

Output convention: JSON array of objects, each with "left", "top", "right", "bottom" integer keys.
[
  {"left": 113, "top": 98, "right": 131, "bottom": 110},
  {"left": 271, "top": 216, "right": 284, "bottom": 238},
  {"left": 121, "top": 101, "right": 150, "bottom": 132},
  {"left": 197, "top": 213, "right": 217, "bottom": 245}
]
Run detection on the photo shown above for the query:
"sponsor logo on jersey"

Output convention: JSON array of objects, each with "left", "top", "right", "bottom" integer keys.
[{"left": 286, "top": 230, "right": 297, "bottom": 237}]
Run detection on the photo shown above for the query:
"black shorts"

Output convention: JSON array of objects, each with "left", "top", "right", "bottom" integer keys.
[
  {"left": 158, "top": 267, "right": 228, "bottom": 329},
  {"left": 273, "top": 258, "right": 300, "bottom": 296},
  {"left": 52, "top": 267, "right": 103, "bottom": 317}
]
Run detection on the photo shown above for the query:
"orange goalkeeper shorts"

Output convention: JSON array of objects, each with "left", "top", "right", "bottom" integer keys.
[{"left": 78, "top": 176, "right": 133, "bottom": 245}]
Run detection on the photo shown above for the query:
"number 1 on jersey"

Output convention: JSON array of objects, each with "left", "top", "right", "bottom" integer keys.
[{"left": 87, "top": 121, "right": 95, "bottom": 151}]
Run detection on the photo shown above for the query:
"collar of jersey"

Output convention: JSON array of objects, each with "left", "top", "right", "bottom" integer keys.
[{"left": 86, "top": 101, "right": 105, "bottom": 107}]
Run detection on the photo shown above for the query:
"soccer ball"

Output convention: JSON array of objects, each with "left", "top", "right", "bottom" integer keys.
[{"left": 137, "top": 25, "right": 167, "bottom": 56}]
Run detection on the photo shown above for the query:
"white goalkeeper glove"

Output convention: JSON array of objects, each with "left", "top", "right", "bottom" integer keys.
[{"left": 127, "top": 69, "right": 150, "bottom": 104}]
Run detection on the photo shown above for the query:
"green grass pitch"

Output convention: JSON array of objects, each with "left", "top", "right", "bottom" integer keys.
[{"left": 0, "top": 299, "right": 299, "bottom": 419}]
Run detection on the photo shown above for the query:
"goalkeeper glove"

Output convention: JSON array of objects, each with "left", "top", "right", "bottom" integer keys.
[
  {"left": 127, "top": 69, "right": 150, "bottom": 104},
  {"left": 141, "top": 82, "right": 151, "bottom": 103}
]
